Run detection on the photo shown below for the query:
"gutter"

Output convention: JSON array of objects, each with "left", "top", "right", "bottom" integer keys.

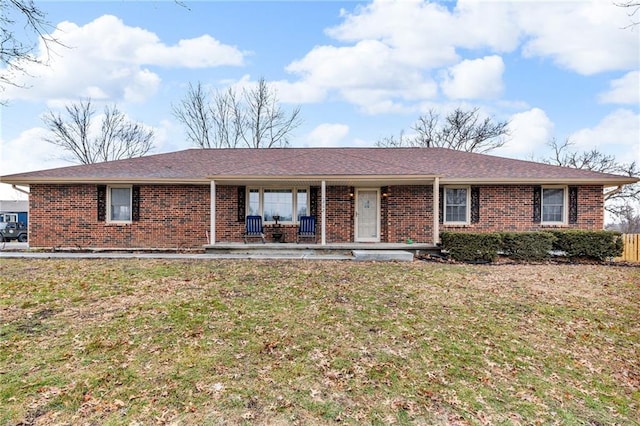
[{"left": 11, "top": 185, "right": 30, "bottom": 195}]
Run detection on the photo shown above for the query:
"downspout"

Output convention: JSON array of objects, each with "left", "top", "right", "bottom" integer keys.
[
  {"left": 12, "top": 185, "right": 30, "bottom": 195},
  {"left": 321, "top": 180, "right": 326, "bottom": 246},
  {"left": 209, "top": 181, "right": 216, "bottom": 245},
  {"left": 433, "top": 177, "right": 439, "bottom": 245}
]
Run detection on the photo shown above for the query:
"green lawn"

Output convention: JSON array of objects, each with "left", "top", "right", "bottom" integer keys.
[{"left": 1, "top": 259, "right": 638, "bottom": 425}]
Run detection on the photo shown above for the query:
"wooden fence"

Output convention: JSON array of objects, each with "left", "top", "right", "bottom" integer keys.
[{"left": 616, "top": 234, "right": 640, "bottom": 263}]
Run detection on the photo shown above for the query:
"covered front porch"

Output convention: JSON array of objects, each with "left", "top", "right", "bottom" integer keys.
[{"left": 208, "top": 175, "right": 442, "bottom": 246}]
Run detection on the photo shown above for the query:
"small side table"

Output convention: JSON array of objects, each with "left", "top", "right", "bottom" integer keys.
[{"left": 271, "top": 216, "right": 284, "bottom": 243}]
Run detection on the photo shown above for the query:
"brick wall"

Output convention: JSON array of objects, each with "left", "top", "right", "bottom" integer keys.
[
  {"left": 384, "top": 185, "right": 434, "bottom": 243},
  {"left": 215, "top": 185, "right": 243, "bottom": 242},
  {"left": 28, "top": 183, "right": 605, "bottom": 248},
  {"left": 441, "top": 185, "right": 604, "bottom": 233},
  {"left": 29, "top": 184, "right": 210, "bottom": 249},
  {"left": 325, "top": 186, "right": 354, "bottom": 243}
]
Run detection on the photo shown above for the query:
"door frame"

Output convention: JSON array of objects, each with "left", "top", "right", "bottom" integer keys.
[{"left": 354, "top": 188, "right": 380, "bottom": 242}]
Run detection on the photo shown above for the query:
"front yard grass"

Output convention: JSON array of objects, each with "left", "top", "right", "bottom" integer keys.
[{"left": 0, "top": 259, "right": 638, "bottom": 425}]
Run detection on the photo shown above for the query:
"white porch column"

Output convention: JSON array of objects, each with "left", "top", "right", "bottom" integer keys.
[
  {"left": 210, "top": 180, "right": 216, "bottom": 245},
  {"left": 321, "top": 180, "right": 326, "bottom": 245},
  {"left": 433, "top": 177, "right": 439, "bottom": 245}
]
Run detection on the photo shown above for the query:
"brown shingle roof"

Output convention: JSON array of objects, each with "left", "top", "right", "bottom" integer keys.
[{"left": 1, "top": 147, "right": 636, "bottom": 186}]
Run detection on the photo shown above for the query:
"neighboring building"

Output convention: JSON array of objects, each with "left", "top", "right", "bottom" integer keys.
[
  {"left": 0, "top": 199, "right": 28, "bottom": 226},
  {"left": 0, "top": 147, "right": 636, "bottom": 250}
]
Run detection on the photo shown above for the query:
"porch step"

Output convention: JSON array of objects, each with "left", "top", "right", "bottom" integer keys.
[{"left": 352, "top": 250, "right": 415, "bottom": 262}]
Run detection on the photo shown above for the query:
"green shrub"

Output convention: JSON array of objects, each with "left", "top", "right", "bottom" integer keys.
[
  {"left": 440, "top": 232, "right": 501, "bottom": 263},
  {"left": 440, "top": 230, "right": 622, "bottom": 263},
  {"left": 501, "top": 232, "right": 556, "bottom": 261},
  {"left": 548, "top": 230, "right": 623, "bottom": 260}
]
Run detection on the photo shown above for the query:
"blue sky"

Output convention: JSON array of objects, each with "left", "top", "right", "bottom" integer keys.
[{"left": 1, "top": 0, "right": 639, "bottom": 200}]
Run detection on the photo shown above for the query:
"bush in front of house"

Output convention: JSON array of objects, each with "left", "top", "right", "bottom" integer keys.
[
  {"left": 439, "top": 232, "right": 502, "bottom": 263},
  {"left": 548, "top": 230, "right": 623, "bottom": 261},
  {"left": 440, "top": 230, "right": 624, "bottom": 263},
  {"left": 500, "top": 232, "right": 556, "bottom": 261}
]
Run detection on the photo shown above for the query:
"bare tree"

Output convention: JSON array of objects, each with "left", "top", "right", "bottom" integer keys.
[
  {"left": 172, "top": 82, "right": 216, "bottom": 148},
  {"left": 1, "top": 0, "right": 62, "bottom": 97},
  {"left": 376, "top": 107, "right": 510, "bottom": 153},
  {"left": 43, "top": 99, "right": 154, "bottom": 164},
  {"left": 173, "top": 77, "right": 301, "bottom": 149},
  {"left": 615, "top": 1, "right": 640, "bottom": 26},
  {"left": 242, "top": 78, "right": 301, "bottom": 148},
  {"left": 606, "top": 204, "right": 640, "bottom": 232},
  {"left": 542, "top": 138, "right": 639, "bottom": 219}
]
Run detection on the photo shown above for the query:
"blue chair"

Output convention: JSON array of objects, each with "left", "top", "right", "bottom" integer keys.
[
  {"left": 244, "top": 215, "right": 265, "bottom": 243},
  {"left": 297, "top": 216, "right": 316, "bottom": 243}
]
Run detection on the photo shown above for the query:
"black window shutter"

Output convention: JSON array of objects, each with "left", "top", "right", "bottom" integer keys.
[
  {"left": 132, "top": 186, "right": 141, "bottom": 222},
  {"left": 533, "top": 186, "right": 541, "bottom": 223},
  {"left": 237, "top": 186, "right": 246, "bottom": 222},
  {"left": 471, "top": 186, "right": 480, "bottom": 223},
  {"left": 310, "top": 186, "right": 318, "bottom": 218},
  {"left": 97, "top": 185, "right": 106, "bottom": 222},
  {"left": 568, "top": 186, "right": 578, "bottom": 224},
  {"left": 438, "top": 188, "right": 444, "bottom": 224}
]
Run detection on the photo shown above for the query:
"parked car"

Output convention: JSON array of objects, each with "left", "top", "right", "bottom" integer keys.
[{"left": 0, "top": 222, "right": 28, "bottom": 242}]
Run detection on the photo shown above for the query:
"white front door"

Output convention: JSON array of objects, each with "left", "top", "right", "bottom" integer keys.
[{"left": 355, "top": 189, "right": 380, "bottom": 242}]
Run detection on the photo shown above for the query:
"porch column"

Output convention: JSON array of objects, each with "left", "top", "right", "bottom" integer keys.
[
  {"left": 210, "top": 180, "right": 216, "bottom": 245},
  {"left": 321, "top": 180, "right": 326, "bottom": 245},
  {"left": 433, "top": 177, "right": 439, "bottom": 245}
]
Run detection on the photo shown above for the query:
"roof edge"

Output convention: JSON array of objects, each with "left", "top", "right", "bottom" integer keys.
[{"left": 3, "top": 175, "right": 637, "bottom": 187}]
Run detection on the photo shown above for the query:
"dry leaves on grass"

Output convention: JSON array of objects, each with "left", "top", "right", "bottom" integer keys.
[{"left": 0, "top": 259, "right": 638, "bottom": 425}]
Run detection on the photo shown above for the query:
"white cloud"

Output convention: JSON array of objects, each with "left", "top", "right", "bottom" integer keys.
[
  {"left": 137, "top": 34, "right": 245, "bottom": 68},
  {"left": 271, "top": 80, "right": 327, "bottom": 104},
  {"left": 284, "top": 0, "right": 639, "bottom": 113},
  {"left": 516, "top": 1, "right": 639, "bottom": 75},
  {"left": 327, "top": 1, "right": 460, "bottom": 68},
  {"left": 286, "top": 39, "right": 438, "bottom": 113},
  {"left": 304, "top": 123, "right": 350, "bottom": 147},
  {"left": 1, "top": 15, "right": 246, "bottom": 104},
  {"left": 328, "top": 0, "right": 519, "bottom": 66},
  {"left": 285, "top": 0, "right": 519, "bottom": 112},
  {"left": 441, "top": 55, "right": 505, "bottom": 100},
  {"left": 569, "top": 109, "right": 640, "bottom": 164},
  {"left": 599, "top": 71, "right": 640, "bottom": 105},
  {"left": 496, "top": 108, "right": 554, "bottom": 159},
  {"left": 0, "top": 128, "right": 68, "bottom": 199}
]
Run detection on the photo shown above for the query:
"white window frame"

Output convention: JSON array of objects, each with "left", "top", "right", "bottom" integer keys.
[
  {"left": 541, "top": 185, "right": 567, "bottom": 225},
  {"left": 444, "top": 186, "right": 470, "bottom": 225},
  {"left": 247, "top": 187, "right": 310, "bottom": 224},
  {"left": 2, "top": 213, "right": 18, "bottom": 223},
  {"left": 107, "top": 185, "right": 133, "bottom": 223}
]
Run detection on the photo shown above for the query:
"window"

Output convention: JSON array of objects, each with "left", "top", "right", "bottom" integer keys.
[
  {"left": 1, "top": 213, "right": 18, "bottom": 222},
  {"left": 444, "top": 187, "right": 469, "bottom": 224},
  {"left": 248, "top": 189, "right": 260, "bottom": 216},
  {"left": 542, "top": 187, "right": 566, "bottom": 223},
  {"left": 108, "top": 186, "right": 132, "bottom": 222},
  {"left": 247, "top": 188, "right": 309, "bottom": 223},
  {"left": 297, "top": 190, "right": 308, "bottom": 217},
  {"left": 264, "top": 189, "right": 293, "bottom": 221}
]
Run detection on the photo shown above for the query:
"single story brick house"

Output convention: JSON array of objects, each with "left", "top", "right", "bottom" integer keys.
[{"left": 0, "top": 147, "right": 636, "bottom": 250}]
